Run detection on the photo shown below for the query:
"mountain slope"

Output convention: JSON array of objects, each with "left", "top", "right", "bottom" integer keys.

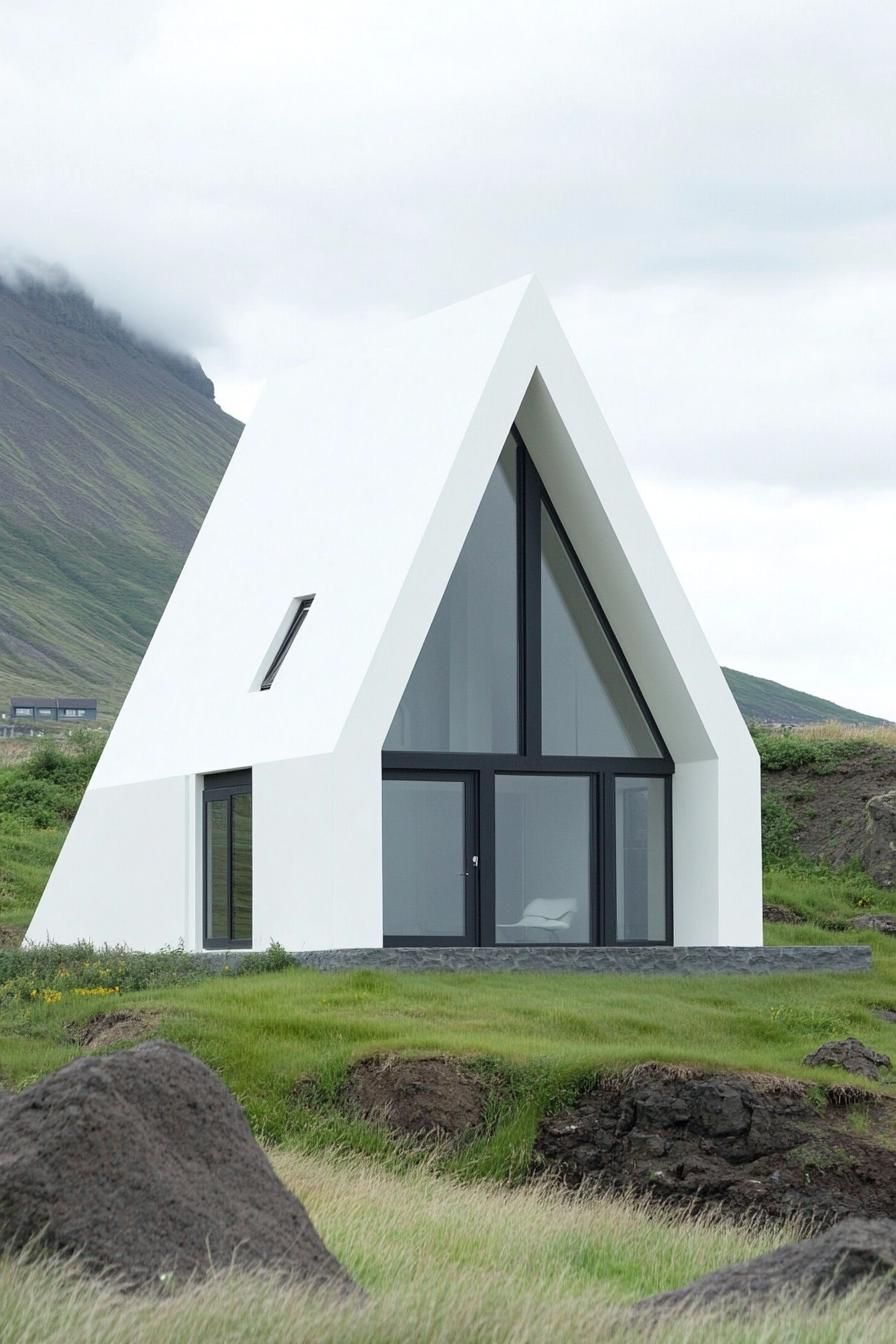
[
  {"left": 721, "top": 667, "right": 890, "bottom": 727},
  {"left": 0, "top": 274, "right": 243, "bottom": 720}
]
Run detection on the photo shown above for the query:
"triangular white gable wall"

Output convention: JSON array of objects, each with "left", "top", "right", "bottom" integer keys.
[{"left": 28, "top": 278, "right": 761, "bottom": 951}]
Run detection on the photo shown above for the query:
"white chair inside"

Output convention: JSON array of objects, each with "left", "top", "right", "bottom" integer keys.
[{"left": 497, "top": 897, "right": 578, "bottom": 932}]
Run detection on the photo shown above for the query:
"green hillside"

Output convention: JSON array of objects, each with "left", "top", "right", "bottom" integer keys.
[
  {"left": 722, "top": 667, "right": 890, "bottom": 727},
  {"left": 0, "top": 272, "right": 243, "bottom": 722}
]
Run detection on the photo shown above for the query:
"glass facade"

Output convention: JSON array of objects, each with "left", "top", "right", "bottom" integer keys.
[
  {"left": 495, "top": 775, "right": 591, "bottom": 943},
  {"left": 381, "top": 427, "right": 672, "bottom": 948},
  {"left": 541, "top": 508, "right": 660, "bottom": 758},
  {"left": 382, "top": 778, "right": 468, "bottom": 937},
  {"left": 384, "top": 439, "right": 518, "bottom": 753},
  {"left": 614, "top": 777, "right": 667, "bottom": 941}
]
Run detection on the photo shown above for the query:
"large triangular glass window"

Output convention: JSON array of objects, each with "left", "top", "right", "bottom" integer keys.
[
  {"left": 541, "top": 506, "right": 661, "bottom": 757},
  {"left": 384, "top": 437, "right": 519, "bottom": 752}
]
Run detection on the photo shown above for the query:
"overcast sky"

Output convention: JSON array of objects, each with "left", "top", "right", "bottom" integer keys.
[{"left": 3, "top": 0, "right": 894, "bottom": 717}]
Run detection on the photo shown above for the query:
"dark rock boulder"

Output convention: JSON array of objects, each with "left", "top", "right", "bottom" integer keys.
[
  {"left": 863, "top": 791, "right": 896, "bottom": 888},
  {"left": 346, "top": 1055, "right": 487, "bottom": 1139},
  {"left": 763, "top": 902, "right": 806, "bottom": 924},
  {"left": 849, "top": 914, "right": 896, "bottom": 935},
  {"left": 0, "top": 1041, "right": 356, "bottom": 1292},
  {"left": 803, "top": 1038, "right": 891, "bottom": 1080},
  {"left": 534, "top": 1065, "right": 896, "bottom": 1226},
  {"left": 637, "top": 1218, "right": 896, "bottom": 1313}
]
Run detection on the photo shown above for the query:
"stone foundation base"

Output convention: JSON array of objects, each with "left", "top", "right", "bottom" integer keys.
[{"left": 203, "top": 944, "right": 871, "bottom": 975}]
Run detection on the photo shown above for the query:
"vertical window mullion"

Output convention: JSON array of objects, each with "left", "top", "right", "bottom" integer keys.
[
  {"left": 227, "top": 794, "right": 234, "bottom": 943},
  {"left": 523, "top": 447, "right": 542, "bottom": 760},
  {"left": 515, "top": 437, "right": 527, "bottom": 755},
  {"left": 665, "top": 774, "right": 674, "bottom": 945},
  {"left": 590, "top": 774, "right": 600, "bottom": 945},
  {"left": 603, "top": 771, "right": 617, "bottom": 945},
  {"left": 479, "top": 766, "right": 496, "bottom": 946}
]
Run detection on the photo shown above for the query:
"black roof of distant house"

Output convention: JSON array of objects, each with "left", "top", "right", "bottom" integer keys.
[{"left": 8, "top": 696, "right": 98, "bottom": 720}]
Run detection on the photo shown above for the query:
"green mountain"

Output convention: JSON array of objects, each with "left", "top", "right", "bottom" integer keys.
[
  {"left": 721, "top": 667, "right": 890, "bottom": 727},
  {"left": 0, "top": 272, "right": 243, "bottom": 721}
]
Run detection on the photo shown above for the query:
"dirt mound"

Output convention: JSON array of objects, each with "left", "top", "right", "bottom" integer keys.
[
  {"left": 72, "top": 1009, "right": 162, "bottom": 1049},
  {"left": 0, "top": 1041, "right": 356, "bottom": 1292},
  {"left": 534, "top": 1066, "right": 896, "bottom": 1227},
  {"left": 346, "top": 1055, "right": 487, "bottom": 1139},
  {"left": 762, "top": 746, "right": 896, "bottom": 873},
  {"left": 637, "top": 1218, "right": 896, "bottom": 1314}
]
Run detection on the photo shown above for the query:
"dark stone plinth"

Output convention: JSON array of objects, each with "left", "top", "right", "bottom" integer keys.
[{"left": 200, "top": 944, "right": 871, "bottom": 976}]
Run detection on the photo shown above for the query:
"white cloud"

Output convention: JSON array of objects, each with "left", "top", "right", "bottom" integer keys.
[
  {"left": 640, "top": 477, "right": 896, "bottom": 721},
  {"left": 1, "top": 0, "right": 894, "bottom": 710}
]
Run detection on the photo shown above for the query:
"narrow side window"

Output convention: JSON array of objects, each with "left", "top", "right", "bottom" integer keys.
[
  {"left": 203, "top": 769, "right": 252, "bottom": 948},
  {"left": 259, "top": 595, "right": 314, "bottom": 691}
]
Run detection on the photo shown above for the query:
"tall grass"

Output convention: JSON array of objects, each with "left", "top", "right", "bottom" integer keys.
[
  {"left": 0, "top": 1151, "right": 890, "bottom": 1343},
  {"left": 793, "top": 721, "right": 896, "bottom": 748}
]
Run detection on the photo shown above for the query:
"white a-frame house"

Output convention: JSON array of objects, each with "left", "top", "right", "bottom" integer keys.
[{"left": 28, "top": 278, "right": 762, "bottom": 954}]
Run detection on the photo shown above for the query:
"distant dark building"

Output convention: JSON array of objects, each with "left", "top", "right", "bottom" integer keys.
[{"left": 9, "top": 696, "right": 98, "bottom": 722}]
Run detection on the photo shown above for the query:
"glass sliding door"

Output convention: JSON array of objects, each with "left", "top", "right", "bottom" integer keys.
[
  {"left": 495, "top": 775, "right": 592, "bottom": 943},
  {"left": 383, "top": 774, "right": 476, "bottom": 944}
]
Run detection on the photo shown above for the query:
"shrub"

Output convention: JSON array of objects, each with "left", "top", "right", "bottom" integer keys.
[
  {"left": 0, "top": 736, "right": 103, "bottom": 829},
  {"left": 750, "top": 725, "right": 868, "bottom": 773},
  {"left": 0, "top": 940, "right": 297, "bottom": 1003},
  {"left": 761, "top": 793, "right": 799, "bottom": 866},
  {"left": 235, "top": 941, "right": 293, "bottom": 975},
  {"left": 0, "top": 775, "right": 71, "bottom": 828}
]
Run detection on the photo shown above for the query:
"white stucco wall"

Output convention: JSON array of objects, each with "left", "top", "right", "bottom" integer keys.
[{"left": 27, "top": 277, "right": 762, "bottom": 952}]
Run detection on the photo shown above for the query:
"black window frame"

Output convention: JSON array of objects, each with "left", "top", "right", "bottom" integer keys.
[
  {"left": 382, "top": 768, "right": 479, "bottom": 946},
  {"left": 202, "top": 768, "right": 253, "bottom": 949},
  {"left": 382, "top": 426, "right": 674, "bottom": 949},
  {"left": 259, "top": 595, "right": 315, "bottom": 691}
]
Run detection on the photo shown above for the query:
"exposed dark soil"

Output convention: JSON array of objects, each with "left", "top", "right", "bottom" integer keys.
[
  {"left": 0, "top": 1040, "right": 356, "bottom": 1292},
  {"left": 762, "top": 746, "right": 896, "bottom": 870},
  {"left": 346, "top": 1055, "right": 487, "bottom": 1139},
  {"left": 71, "top": 1009, "right": 162, "bottom": 1049},
  {"left": 533, "top": 1065, "right": 896, "bottom": 1228}
]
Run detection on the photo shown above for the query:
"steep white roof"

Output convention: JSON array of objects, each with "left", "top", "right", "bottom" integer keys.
[{"left": 93, "top": 276, "right": 750, "bottom": 790}]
